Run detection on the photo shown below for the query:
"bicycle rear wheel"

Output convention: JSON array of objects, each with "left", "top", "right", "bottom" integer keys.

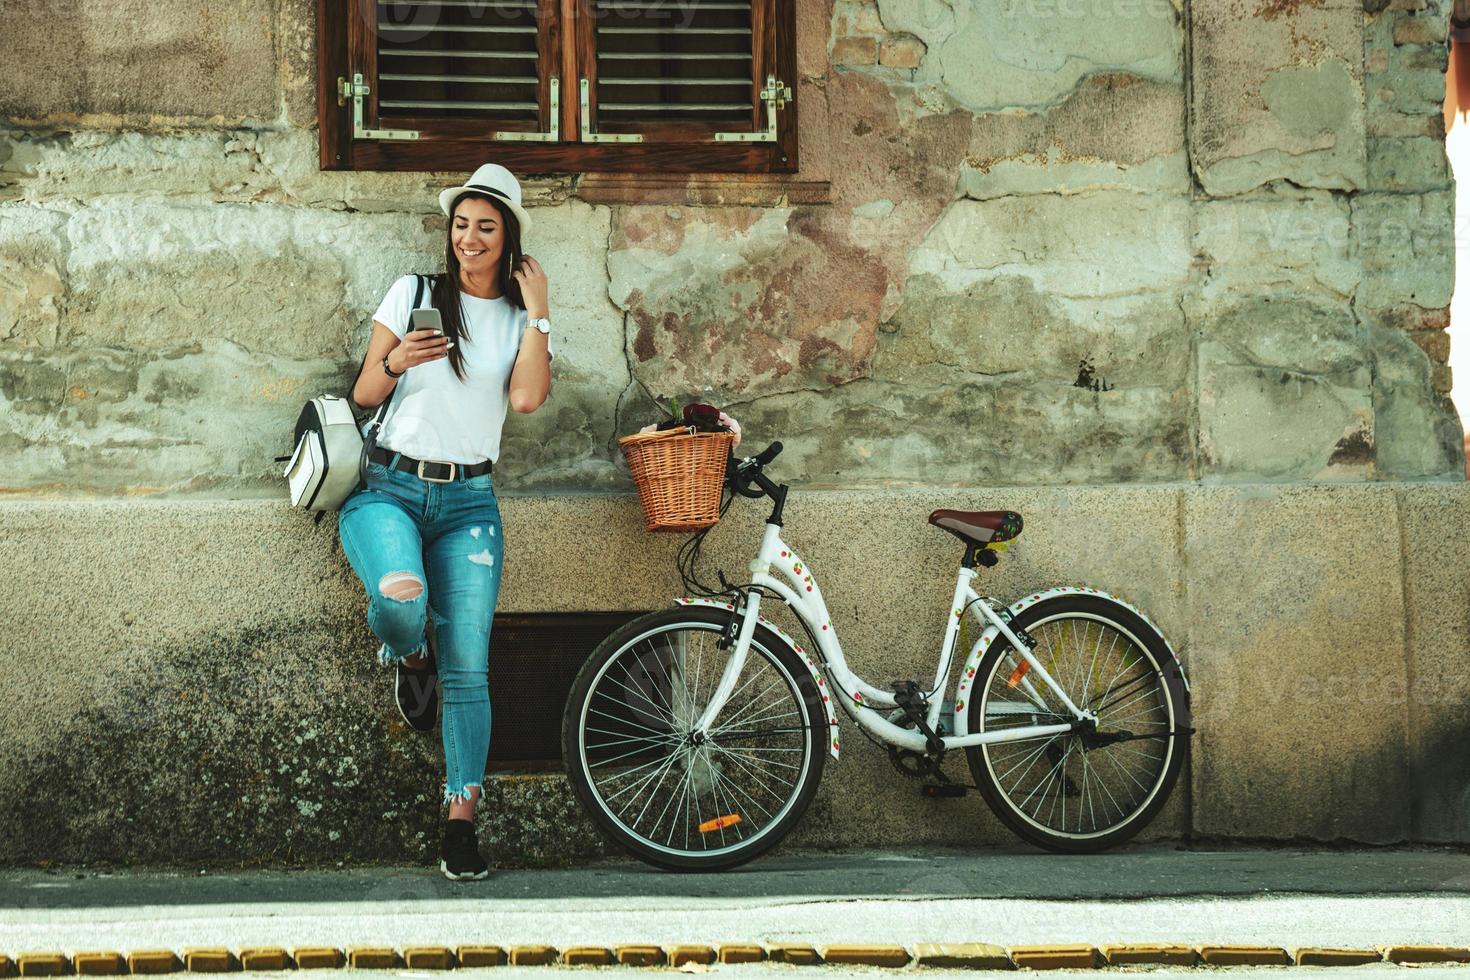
[
  {"left": 965, "top": 594, "right": 1190, "bottom": 853},
  {"left": 562, "top": 606, "right": 827, "bottom": 871}
]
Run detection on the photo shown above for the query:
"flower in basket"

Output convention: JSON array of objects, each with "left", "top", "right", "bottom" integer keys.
[{"left": 639, "top": 398, "right": 741, "bottom": 447}]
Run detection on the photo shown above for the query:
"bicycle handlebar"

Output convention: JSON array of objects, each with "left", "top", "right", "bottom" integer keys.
[
  {"left": 725, "top": 440, "right": 784, "bottom": 499},
  {"left": 753, "top": 440, "right": 783, "bottom": 466}
]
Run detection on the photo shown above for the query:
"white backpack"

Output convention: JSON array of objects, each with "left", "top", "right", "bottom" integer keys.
[{"left": 277, "top": 274, "right": 428, "bottom": 523}]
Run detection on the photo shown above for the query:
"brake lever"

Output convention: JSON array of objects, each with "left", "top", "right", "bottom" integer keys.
[{"left": 726, "top": 455, "right": 766, "bottom": 498}]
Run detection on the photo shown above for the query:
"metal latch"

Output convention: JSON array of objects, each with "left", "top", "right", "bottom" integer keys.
[
  {"left": 495, "top": 77, "right": 560, "bottom": 142},
  {"left": 580, "top": 79, "right": 644, "bottom": 143},
  {"left": 714, "top": 75, "right": 791, "bottom": 143},
  {"left": 337, "top": 73, "right": 419, "bottom": 141}
]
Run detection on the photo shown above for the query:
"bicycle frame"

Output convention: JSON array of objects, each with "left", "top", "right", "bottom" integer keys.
[{"left": 692, "top": 520, "right": 1096, "bottom": 753}]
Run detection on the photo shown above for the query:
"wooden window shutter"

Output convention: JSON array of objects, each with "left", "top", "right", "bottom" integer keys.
[
  {"left": 317, "top": 0, "right": 795, "bottom": 172},
  {"left": 573, "top": 0, "right": 795, "bottom": 169}
]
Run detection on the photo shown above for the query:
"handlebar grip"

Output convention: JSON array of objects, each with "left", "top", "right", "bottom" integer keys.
[{"left": 754, "top": 441, "right": 783, "bottom": 466}]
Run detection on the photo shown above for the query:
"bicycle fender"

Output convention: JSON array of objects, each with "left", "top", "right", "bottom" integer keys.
[
  {"left": 951, "top": 586, "right": 1190, "bottom": 730},
  {"left": 672, "top": 597, "right": 841, "bottom": 759}
]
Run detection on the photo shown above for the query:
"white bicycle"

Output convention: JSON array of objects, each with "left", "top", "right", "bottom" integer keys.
[{"left": 562, "top": 441, "right": 1193, "bottom": 871}]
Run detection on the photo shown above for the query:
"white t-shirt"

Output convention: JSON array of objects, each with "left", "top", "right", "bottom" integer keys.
[{"left": 362, "top": 274, "right": 554, "bottom": 465}]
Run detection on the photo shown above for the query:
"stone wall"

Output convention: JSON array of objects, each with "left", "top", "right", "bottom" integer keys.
[
  {"left": 1, "top": 0, "right": 1463, "bottom": 494},
  {"left": 2, "top": 483, "right": 1467, "bottom": 867},
  {"left": 3, "top": 0, "right": 1469, "bottom": 863}
]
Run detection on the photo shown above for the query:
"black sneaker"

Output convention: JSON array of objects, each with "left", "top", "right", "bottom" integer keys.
[
  {"left": 394, "top": 637, "right": 438, "bottom": 733},
  {"left": 440, "top": 819, "right": 490, "bottom": 881}
]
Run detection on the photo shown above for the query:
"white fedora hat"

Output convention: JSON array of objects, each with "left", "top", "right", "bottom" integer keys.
[{"left": 439, "top": 163, "right": 532, "bottom": 236}]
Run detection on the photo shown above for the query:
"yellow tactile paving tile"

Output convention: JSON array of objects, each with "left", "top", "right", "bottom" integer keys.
[
  {"left": 126, "top": 950, "right": 180, "bottom": 974},
  {"left": 1099, "top": 944, "right": 1196, "bottom": 966},
  {"left": 765, "top": 945, "right": 822, "bottom": 965},
  {"left": 913, "top": 943, "right": 1012, "bottom": 969},
  {"left": 664, "top": 946, "right": 716, "bottom": 968},
  {"left": 614, "top": 946, "right": 663, "bottom": 967},
  {"left": 236, "top": 948, "right": 290, "bottom": 971},
  {"left": 402, "top": 947, "right": 455, "bottom": 970},
  {"left": 1008, "top": 944, "right": 1100, "bottom": 970},
  {"left": 507, "top": 946, "right": 557, "bottom": 966},
  {"left": 559, "top": 947, "right": 612, "bottom": 967},
  {"left": 16, "top": 953, "right": 68, "bottom": 977},
  {"left": 717, "top": 944, "right": 765, "bottom": 964},
  {"left": 1382, "top": 945, "right": 1470, "bottom": 964},
  {"left": 1294, "top": 947, "right": 1383, "bottom": 966},
  {"left": 181, "top": 948, "right": 235, "bottom": 973},
  {"left": 1196, "top": 945, "right": 1293, "bottom": 966},
  {"left": 291, "top": 948, "right": 344, "bottom": 970},
  {"left": 454, "top": 946, "right": 506, "bottom": 968},
  {"left": 0, "top": 938, "right": 1462, "bottom": 972},
  {"left": 344, "top": 947, "right": 397, "bottom": 969},
  {"left": 818, "top": 946, "right": 910, "bottom": 968},
  {"left": 72, "top": 952, "right": 126, "bottom": 976}
]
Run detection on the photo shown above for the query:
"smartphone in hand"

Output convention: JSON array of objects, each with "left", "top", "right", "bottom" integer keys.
[{"left": 409, "top": 307, "right": 444, "bottom": 336}]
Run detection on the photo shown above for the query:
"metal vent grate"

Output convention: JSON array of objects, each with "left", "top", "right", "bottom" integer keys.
[
  {"left": 486, "top": 611, "right": 656, "bottom": 770},
  {"left": 594, "top": 0, "right": 753, "bottom": 120},
  {"left": 376, "top": 0, "right": 541, "bottom": 119}
]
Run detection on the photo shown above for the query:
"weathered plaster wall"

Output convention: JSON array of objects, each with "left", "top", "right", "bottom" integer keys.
[
  {"left": 0, "top": 0, "right": 1462, "bottom": 493},
  {"left": 2, "top": 0, "right": 1468, "bottom": 863}
]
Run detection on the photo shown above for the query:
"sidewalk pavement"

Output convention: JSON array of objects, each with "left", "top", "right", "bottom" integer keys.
[{"left": 2, "top": 845, "right": 1469, "bottom": 956}]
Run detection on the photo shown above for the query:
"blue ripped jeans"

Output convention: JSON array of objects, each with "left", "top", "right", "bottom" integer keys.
[{"left": 337, "top": 453, "right": 504, "bottom": 806}]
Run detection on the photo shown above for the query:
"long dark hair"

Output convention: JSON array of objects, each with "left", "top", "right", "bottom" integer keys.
[{"left": 429, "top": 190, "right": 526, "bottom": 383}]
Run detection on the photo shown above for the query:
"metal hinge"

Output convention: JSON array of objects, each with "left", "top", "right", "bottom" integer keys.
[
  {"left": 337, "top": 73, "right": 419, "bottom": 141},
  {"left": 714, "top": 75, "right": 791, "bottom": 143},
  {"left": 580, "top": 79, "right": 643, "bottom": 143},
  {"left": 495, "top": 77, "right": 560, "bottom": 141}
]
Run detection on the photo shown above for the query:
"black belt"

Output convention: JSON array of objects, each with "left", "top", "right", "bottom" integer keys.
[{"left": 370, "top": 446, "right": 492, "bottom": 483}]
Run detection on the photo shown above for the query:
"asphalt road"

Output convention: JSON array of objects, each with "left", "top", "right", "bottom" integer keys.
[{"left": 1, "top": 846, "right": 1467, "bottom": 955}]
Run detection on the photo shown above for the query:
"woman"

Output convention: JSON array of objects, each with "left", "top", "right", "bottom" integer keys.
[{"left": 339, "top": 163, "right": 554, "bottom": 881}]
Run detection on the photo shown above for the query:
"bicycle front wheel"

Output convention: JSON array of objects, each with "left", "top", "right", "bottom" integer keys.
[
  {"left": 965, "top": 594, "right": 1190, "bottom": 853},
  {"left": 562, "top": 606, "right": 827, "bottom": 871}
]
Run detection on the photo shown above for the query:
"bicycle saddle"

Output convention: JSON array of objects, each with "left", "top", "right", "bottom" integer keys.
[{"left": 927, "top": 509, "right": 1024, "bottom": 545}]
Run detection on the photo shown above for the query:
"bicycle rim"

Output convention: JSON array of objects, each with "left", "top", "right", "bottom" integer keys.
[
  {"left": 573, "top": 620, "right": 817, "bottom": 863},
  {"left": 976, "top": 611, "right": 1177, "bottom": 843}
]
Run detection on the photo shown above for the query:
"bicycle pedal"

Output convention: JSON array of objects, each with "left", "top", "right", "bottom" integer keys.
[{"left": 921, "top": 783, "right": 966, "bottom": 799}]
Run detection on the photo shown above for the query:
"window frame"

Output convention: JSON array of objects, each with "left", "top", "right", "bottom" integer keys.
[{"left": 315, "top": 0, "right": 798, "bottom": 173}]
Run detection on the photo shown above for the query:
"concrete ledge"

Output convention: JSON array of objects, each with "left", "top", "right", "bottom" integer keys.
[{"left": 1, "top": 482, "right": 1467, "bottom": 868}]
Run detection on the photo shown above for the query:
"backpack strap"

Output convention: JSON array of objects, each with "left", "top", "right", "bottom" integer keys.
[{"left": 365, "top": 273, "right": 428, "bottom": 439}]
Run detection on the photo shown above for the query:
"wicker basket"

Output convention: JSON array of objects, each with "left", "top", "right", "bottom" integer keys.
[{"left": 619, "top": 427, "right": 738, "bottom": 532}]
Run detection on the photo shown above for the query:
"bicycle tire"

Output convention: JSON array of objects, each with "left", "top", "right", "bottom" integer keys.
[
  {"left": 965, "top": 594, "right": 1190, "bottom": 853},
  {"left": 562, "top": 606, "right": 828, "bottom": 872}
]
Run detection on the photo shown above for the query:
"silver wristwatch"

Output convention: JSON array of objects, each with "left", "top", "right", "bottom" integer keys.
[{"left": 528, "top": 316, "right": 551, "bottom": 335}]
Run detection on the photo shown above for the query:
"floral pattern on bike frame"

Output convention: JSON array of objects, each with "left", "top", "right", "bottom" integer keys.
[{"left": 951, "top": 585, "right": 1191, "bottom": 722}]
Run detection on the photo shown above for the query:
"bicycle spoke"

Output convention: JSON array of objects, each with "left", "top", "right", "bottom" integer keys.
[
  {"left": 976, "top": 609, "right": 1176, "bottom": 844},
  {"left": 574, "top": 619, "right": 818, "bottom": 865},
  {"left": 588, "top": 702, "right": 675, "bottom": 739}
]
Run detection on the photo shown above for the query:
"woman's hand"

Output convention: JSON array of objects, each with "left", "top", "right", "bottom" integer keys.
[
  {"left": 387, "top": 327, "right": 453, "bottom": 372},
  {"left": 513, "top": 254, "right": 550, "bottom": 317}
]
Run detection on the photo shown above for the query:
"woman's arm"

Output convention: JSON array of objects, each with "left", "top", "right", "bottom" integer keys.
[
  {"left": 508, "top": 326, "right": 551, "bottom": 413},
  {"left": 509, "top": 255, "right": 552, "bottom": 414},
  {"left": 351, "top": 322, "right": 405, "bottom": 410}
]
